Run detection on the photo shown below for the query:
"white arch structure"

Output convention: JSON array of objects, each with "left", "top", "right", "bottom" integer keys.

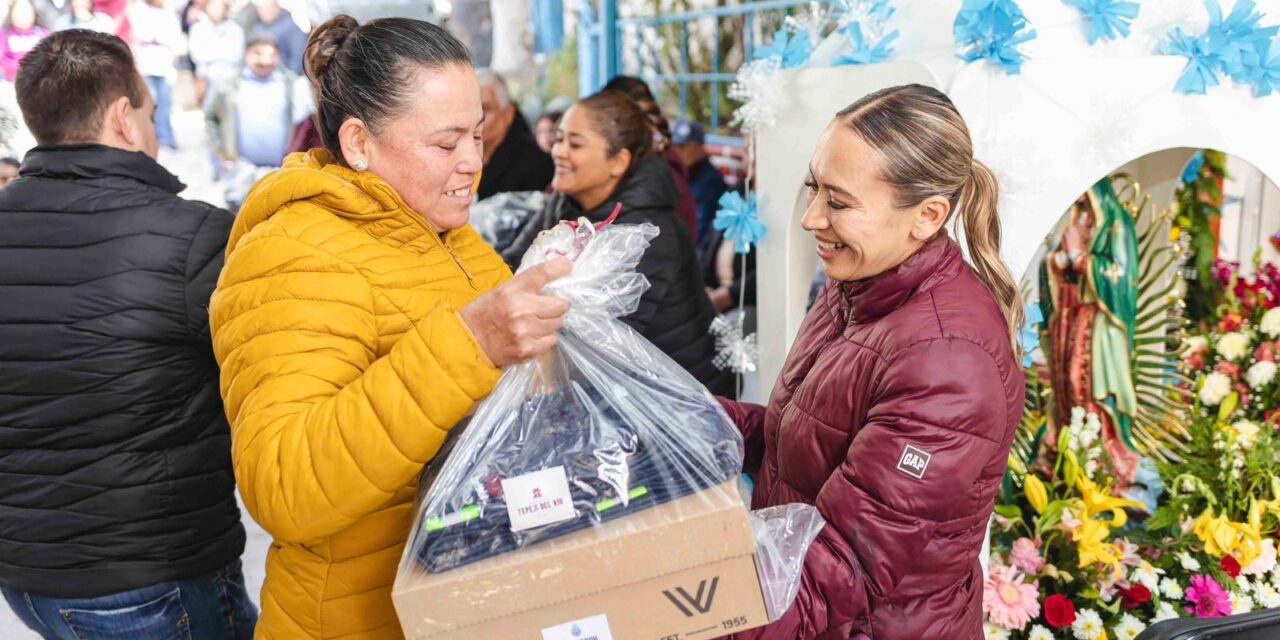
[{"left": 754, "top": 56, "right": 1280, "bottom": 390}]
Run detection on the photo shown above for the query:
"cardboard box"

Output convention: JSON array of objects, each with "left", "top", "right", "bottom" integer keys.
[{"left": 393, "top": 481, "right": 769, "bottom": 640}]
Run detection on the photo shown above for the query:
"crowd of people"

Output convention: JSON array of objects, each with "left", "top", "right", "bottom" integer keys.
[
  {"left": 0, "top": 0, "right": 311, "bottom": 187},
  {"left": 0, "top": 13, "right": 1024, "bottom": 640}
]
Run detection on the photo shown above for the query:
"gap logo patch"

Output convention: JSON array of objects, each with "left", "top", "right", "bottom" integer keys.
[{"left": 896, "top": 445, "right": 932, "bottom": 480}]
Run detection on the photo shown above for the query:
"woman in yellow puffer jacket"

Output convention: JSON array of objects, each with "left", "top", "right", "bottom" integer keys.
[{"left": 210, "top": 16, "right": 572, "bottom": 639}]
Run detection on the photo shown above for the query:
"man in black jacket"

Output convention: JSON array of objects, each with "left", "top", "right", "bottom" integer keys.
[
  {"left": 0, "top": 30, "right": 255, "bottom": 639},
  {"left": 476, "top": 69, "right": 554, "bottom": 200}
]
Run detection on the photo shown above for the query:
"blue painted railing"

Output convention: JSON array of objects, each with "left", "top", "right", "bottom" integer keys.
[{"left": 582, "top": 0, "right": 810, "bottom": 146}]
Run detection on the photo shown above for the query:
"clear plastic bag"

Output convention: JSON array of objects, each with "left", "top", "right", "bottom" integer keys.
[
  {"left": 468, "top": 190, "right": 547, "bottom": 254},
  {"left": 403, "top": 215, "right": 742, "bottom": 575},
  {"left": 394, "top": 215, "right": 825, "bottom": 634},
  {"left": 750, "top": 504, "right": 827, "bottom": 621}
]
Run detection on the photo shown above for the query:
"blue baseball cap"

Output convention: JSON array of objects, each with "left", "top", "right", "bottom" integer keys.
[{"left": 671, "top": 119, "right": 705, "bottom": 145}]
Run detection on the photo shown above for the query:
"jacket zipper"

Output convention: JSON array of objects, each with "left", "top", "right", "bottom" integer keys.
[{"left": 443, "top": 238, "right": 478, "bottom": 290}]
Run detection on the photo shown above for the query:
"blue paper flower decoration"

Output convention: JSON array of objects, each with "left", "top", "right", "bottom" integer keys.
[
  {"left": 954, "top": 0, "right": 1038, "bottom": 75},
  {"left": 714, "top": 192, "right": 767, "bottom": 254},
  {"left": 831, "top": 0, "right": 896, "bottom": 28},
  {"left": 753, "top": 28, "right": 813, "bottom": 69},
  {"left": 1204, "top": 0, "right": 1278, "bottom": 80},
  {"left": 1161, "top": 27, "right": 1221, "bottom": 94},
  {"left": 1181, "top": 151, "right": 1205, "bottom": 184},
  {"left": 1244, "top": 38, "right": 1280, "bottom": 97},
  {"left": 1018, "top": 303, "right": 1043, "bottom": 368},
  {"left": 832, "top": 22, "right": 900, "bottom": 65},
  {"left": 1062, "top": 0, "right": 1140, "bottom": 45}
]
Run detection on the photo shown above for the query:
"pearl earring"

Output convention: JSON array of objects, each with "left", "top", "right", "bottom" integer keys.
[{"left": 352, "top": 160, "right": 367, "bottom": 172}]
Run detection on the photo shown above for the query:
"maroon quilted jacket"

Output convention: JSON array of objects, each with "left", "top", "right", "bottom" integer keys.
[{"left": 721, "top": 234, "right": 1023, "bottom": 640}]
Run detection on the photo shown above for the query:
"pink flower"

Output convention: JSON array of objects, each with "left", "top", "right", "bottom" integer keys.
[
  {"left": 1185, "top": 574, "right": 1232, "bottom": 618},
  {"left": 982, "top": 564, "right": 1040, "bottom": 631},
  {"left": 1009, "top": 537, "right": 1043, "bottom": 574},
  {"left": 1061, "top": 508, "right": 1083, "bottom": 532},
  {"left": 1116, "top": 538, "right": 1142, "bottom": 567}
]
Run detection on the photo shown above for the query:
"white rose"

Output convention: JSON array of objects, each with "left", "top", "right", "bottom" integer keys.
[
  {"left": 1217, "top": 332, "right": 1252, "bottom": 360},
  {"left": 1231, "top": 420, "right": 1261, "bottom": 450},
  {"left": 1199, "top": 372, "right": 1233, "bottom": 406},
  {"left": 1263, "top": 307, "right": 1280, "bottom": 337},
  {"left": 1154, "top": 601, "right": 1181, "bottom": 622},
  {"left": 1184, "top": 335, "right": 1209, "bottom": 358},
  {"left": 1248, "top": 361, "right": 1278, "bottom": 389}
]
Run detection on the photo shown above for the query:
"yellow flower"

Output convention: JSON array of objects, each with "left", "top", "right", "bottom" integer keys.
[
  {"left": 1074, "top": 518, "right": 1122, "bottom": 568},
  {"left": 1025, "top": 474, "right": 1048, "bottom": 513},
  {"left": 1193, "top": 508, "right": 1263, "bottom": 567},
  {"left": 1170, "top": 226, "right": 1181, "bottom": 243},
  {"left": 1076, "top": 476, "right": 1144, "bottom": 528}
]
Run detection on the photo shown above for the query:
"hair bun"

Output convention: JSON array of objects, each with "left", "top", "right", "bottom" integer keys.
[{"left": 304, "top": 14, "right": 358, "bottom": 84}]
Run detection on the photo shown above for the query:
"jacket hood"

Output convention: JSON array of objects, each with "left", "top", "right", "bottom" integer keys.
[{"left": 228, "top": 148, "right": 431, "bottom": 254}]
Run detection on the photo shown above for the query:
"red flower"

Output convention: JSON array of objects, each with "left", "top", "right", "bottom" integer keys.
[
  {"left": 1216, "top": 361, "right": 1243, "bottom": 379},
  {"left": 1221, "top": 555, "right": 1242, "bottom": 578},
  {"left": 1237, "top": 383, "right": 1252, "bottom": 406},
  {"left": 1043, "top": 594, "right": 1076, "bottom": 628},
  {"left": 1218, "top": 313, "right": 1244, "bottom": 332},
  {"left": 1119, "top": 584, "right": 1152, "bottom": 610},
  {"left": 1188, "top": 352, "right": 1206, "bottom": 371}
]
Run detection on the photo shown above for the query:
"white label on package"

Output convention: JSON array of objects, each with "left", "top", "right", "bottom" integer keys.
[
  {"left": 502, "top": 466, "right": 576, "bottom": 532},
  {"left": 541, "top": 614, "right": 614, "bottom": 640}
]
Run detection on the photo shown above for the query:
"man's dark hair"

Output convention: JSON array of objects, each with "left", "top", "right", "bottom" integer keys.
[
  {"left": 15, "top": 30, "right": 145, "bottom": 146},
  {"left": 0, "top": 157, "right": 19, "bottom": 169},
  {"left": 602, "top": 75, "right": 655, "bottom": 103},
  {"left": 246, "top": 33, "right": 279, "bottom": 52}
]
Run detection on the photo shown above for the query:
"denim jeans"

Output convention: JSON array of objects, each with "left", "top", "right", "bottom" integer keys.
[
  {"left": 2, "top": 560, "right": 257, "bottom": 640},
  {"left": 144, "top": 75, "right": 176, "bottom": 149}
]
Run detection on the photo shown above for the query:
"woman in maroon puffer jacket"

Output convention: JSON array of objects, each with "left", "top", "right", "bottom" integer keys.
[{"left": 720, "top": 84, "right": 1026, "bottom": 639}]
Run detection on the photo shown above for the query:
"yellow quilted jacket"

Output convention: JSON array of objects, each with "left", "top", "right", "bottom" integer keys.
[{"left": 210, "top": 150, "right": 511, "bottom": 639}]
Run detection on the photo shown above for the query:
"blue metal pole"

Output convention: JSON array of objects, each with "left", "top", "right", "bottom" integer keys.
[
  {"left": 711, "top": 15, "right": 720, "bottom": 132},
  {"left": 601, "top": 0, "right": 620, "bottom": 86},
  {"left": 679, "top": 22, "right": 689, "bottom": 117}
]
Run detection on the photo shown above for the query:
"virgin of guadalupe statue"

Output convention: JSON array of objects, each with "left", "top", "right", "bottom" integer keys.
[{"left": 1038, "top": 176, "right": 1142, "bottom": 482}]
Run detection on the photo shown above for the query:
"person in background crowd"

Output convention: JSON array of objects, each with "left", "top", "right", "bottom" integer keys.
[
  {"left": 189, "top": 0, "right": 244, "bottom": 103},
  {"left": 248, "top": 0, "right": 304, "bottom": 74},
  {"left": 204, "top": 35, "right": 298, "bottom": 171},
  {"left": 181, "top": 0, "right": 207, "bottom": 32},
  {"left": 703, "top": 229, "right": 757, "bottom": 314},
  {"left": 476, "top": 69, "right": 553, "bottom": 200},
  {"left": 1, "top": 0, "right": 48, "bottom": 82},
  {"left": 54, "top": 0, "right": 114, "bottom": 32},
  {"left": 129, "top": 0, "right": 181, "bottom": 149},
  {"left": 0, "top": 30, "right": 255, "bottom": 639},
  {"left": 504, "top": 91, "right": 734, "bottom": 396},
  {"left": 211, "top": 15, "right": 571, "bottom": 638},
  {"left": 0, "top": 156, "right": 18, "bottom": 186},
  {"left": 635, "top": 96, "right": 699, "bottom": 245},
  {"left": 534, "top": 109, "right": 561, "bottom": 154},
  {"left": 718, "top": 84, "right": 1023, "bottom": 640},
  {"left": 671, "top": 118, "right": 727, "bottom": 257}
]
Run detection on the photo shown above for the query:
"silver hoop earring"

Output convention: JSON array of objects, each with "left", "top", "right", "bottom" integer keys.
[{"left": 352, "top": 160, "right": 368, "bottom": 172}]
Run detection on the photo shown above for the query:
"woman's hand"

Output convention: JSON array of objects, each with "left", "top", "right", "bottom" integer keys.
[{"left": 459, "top": 258, "right": 573, "bottom": 367}]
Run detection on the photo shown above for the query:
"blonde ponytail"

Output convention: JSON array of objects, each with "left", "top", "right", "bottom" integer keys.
[{"left": 959, "top": 159, "right": 1024, "bottom": 358}]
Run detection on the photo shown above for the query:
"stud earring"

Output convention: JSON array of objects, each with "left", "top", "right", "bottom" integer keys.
[{"left": 352, "top": 159, "right": 367, "bottom": 172}]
